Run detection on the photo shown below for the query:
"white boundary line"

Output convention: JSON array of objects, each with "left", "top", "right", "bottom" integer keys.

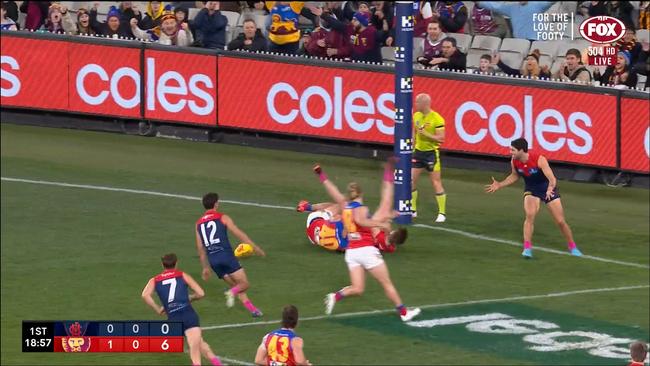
[
  {"left": 3, "top": 176, "right": 648, "bottom": 270},
  {"left": 200, "top": 284, "right": 650, "bottom": 331}
]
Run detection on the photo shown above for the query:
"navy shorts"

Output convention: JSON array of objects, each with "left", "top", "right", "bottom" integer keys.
[
  {"left": 524, "top": 185, "right": 560, "bottom": 204},
  {"left": 168, "top": 306, "right": 200, "bottom": 333},
  {"left": 209, "top": 253, "right": 242, "bottom": 279}
]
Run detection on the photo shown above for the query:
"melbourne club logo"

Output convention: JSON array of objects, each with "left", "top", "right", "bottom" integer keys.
[
  {"left": 401, "top": 15, "right": 414, "bottom": 31},
  {"left": 400, "top": 77, "right": 413, "bottom": 93},
  {"left": 399, "top": 138, "right": 413, "bottom": 154}
]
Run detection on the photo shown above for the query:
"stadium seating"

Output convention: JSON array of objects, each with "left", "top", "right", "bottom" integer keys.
[
  {"left": 447, "top": 32, "right": 472, "bottom": 53},
  {"left": 530, "top": 40, "right": 561, "bottom": 58},
  {"left": 381, "top": 47, "right": 396, "bottom": 62},
  {"left": 470, "top": 35, "right": 502, "bottom": 53},
  {"left": 498, "top": 51, "right": 524, "bottom": 70},
  {"left": 413, "top": 37, "right": 424, "bottom": 62}
]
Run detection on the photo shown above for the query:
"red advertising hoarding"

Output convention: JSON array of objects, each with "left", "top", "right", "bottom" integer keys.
[
  {"left": 620, "top": 98, "right": 650, "bottom": 173},
  {"left": 1, "top": 37, "right": 68, "bottom": 110},
  {"left": 219, "top": 56, "right": 618, "bottom": 168},
  {"left": 144, "top": 50, "right": 217, "bottom": 125},
  {"left": 68, "top": 43, "right": 141, "bottom": 118}
]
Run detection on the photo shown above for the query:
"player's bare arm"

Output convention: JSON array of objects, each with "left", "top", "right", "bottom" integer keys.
[
  {"left": 353, "top": 206, "right": 391, "bottom": 231},
  {"left": 141, "top": 278, "right": 165, "bottom": 315},
  {"left": 195, "top": 231, "right": 212, "bottom": 281},
  {"left": 254, "top": 343, "right": 267, "bottom": 366},
  {"left": 182, "top": 272, "right": 205, "bottom": 302},
  {"left": 291, "top": 337, "right": 312, "bottom": 366},
  {"left": 537, "top": 156, "right": 558, "bottom": 200},
  {"left": 485, "top": 162, "right": 519, "bottom": 193},
  {"left": 222, "top": 214, "right": 266, "bottom": 257}
]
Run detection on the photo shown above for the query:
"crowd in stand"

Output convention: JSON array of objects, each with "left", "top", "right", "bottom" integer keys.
[{"left": 1, "top": 1, "right": 649, "bottom": 89}]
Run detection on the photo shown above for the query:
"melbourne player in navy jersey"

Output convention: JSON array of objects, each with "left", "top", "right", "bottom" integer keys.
[
  {"left": 196, "top": 193, "right": 266, "bottom": 317},
  {"left": 485, "top": 138, "right": 583, "bottom": 258},
  {"left": 254, "top": 305, "right": 311, "bottom": 366},
  {"left": 141, "top": 253, "right": 223, "bottom": 366}
]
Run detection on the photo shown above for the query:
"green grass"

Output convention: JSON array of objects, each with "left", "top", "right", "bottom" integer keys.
[{"left": 1, "top": 123, "right": 648, "bottom": 365}]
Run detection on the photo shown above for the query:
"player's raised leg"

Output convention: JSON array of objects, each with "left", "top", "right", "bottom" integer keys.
[
  {"left": 373, "top": 158, "right": 398, "bottom": 222},
  {"left": 325, "top": 266, "right": 365, "bottom": 315},
  {"left": 368, "top": 263, "right": 421, "bottom": 321},
  {"left": 200, "top": 338, "right": 223, "bottom": 366},
  {"left": 546, "top": 199, "right": 582, "bottom": 256},
  {"left": 522, "top": 195, "right": 540, "bottom": 258}
]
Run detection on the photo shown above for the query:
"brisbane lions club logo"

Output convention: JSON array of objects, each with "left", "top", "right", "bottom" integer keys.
[{"left": 61, "top": 322, "right": 91, "bottom": 352}]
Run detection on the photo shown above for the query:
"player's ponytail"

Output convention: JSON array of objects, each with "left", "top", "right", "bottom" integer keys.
[{"left": 347, "top": 182, "right": 362, "bottom": 200}]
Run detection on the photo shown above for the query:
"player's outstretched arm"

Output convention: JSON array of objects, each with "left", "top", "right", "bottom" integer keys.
[
  {"left": 291, "top": 337, "right": 312, "bottom": 366},
  {"left": 313, "top": 164, "right": 347, "bottom": 210},
  {"left": 182, "top": 273, "right": 205, "bottom": 302},
  {"left": 254, "top": 342, "right": 268, "bottom": 366},
  {"left": 222, "top": 214, "right": 266, "bottom": 257},
  {"left": 485, "top": 162, "right": 519, "bottom": 193},
  {"left": 195, "top": 232, "right": 212, "bottom": 281},
  {"left": 353, "top": 206, "right": 391, "bottom": 231},
  {"left": 141, "top": 278, "right": 165, "bottom": 315}
]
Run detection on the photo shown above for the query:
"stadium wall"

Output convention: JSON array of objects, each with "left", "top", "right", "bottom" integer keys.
[{"left": 1, "top": 31, "right": 648, "bottom": 175}]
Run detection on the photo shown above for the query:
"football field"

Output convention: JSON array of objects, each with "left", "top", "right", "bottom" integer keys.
[{"left": 1, "top": 123, "right": 649, "bottom": 365}]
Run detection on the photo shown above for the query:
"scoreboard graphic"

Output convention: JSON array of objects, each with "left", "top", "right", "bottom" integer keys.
[{"left": 23, "top": 321, "right": 184, "bottom": 353}]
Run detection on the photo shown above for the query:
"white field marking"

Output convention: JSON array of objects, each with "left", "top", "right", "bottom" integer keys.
[
  {"left": 2, "top": 177, "right": 649, "bottom": 271},
  {"left": 218, "top": 357, "right": 254, "bottom": 366},
  {"left": 199, "top": 284, "right": 650, "bottom": 331},
  {"left": 413, "top": 223, "right": 650, "bottom": 269}
]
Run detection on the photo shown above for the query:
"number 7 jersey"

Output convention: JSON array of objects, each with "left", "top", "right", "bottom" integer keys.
[{"left": 154, "top": 269, "right": 191, "bottom": 314}]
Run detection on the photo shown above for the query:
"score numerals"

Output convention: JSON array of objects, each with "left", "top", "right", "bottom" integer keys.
[{"left": 94, "top": 337, "right": 184, "bottom": 352}]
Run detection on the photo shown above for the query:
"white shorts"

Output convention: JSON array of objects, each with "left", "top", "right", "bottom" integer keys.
[{"left": 344, "top": 246, "right": 384, "bottom": 270}]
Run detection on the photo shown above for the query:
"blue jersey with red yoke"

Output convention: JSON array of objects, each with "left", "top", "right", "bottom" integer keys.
[
  {"left": 196, "top": 210, "right": 233, "bottom": 257},
  {"left": 513, "top": 151, "right": 548, "bottom": 188},
  {"left": 154, "top": 270, "right": 191, "bottom": 314}
]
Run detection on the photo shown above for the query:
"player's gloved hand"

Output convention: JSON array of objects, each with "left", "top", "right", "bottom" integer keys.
[
  {"left": 201, "top": 267, "right": 211, "bottom": 281},
  {"left": 297, "top": 200, "right": 312, "bottom": 212}
]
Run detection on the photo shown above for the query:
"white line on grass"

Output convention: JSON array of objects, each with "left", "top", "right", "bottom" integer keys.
[
  {"left": 200, "top": 284, "right": 650, "bottom": 331},
  {"left": 2, "top": 176, "right": 648, "bottom": 270}
]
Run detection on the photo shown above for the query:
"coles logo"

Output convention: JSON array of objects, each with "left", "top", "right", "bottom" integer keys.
[
  {"left": 455, "top": 95, "right": 593, "bottom": 154},
  {"left": 579, "top": 16, "right": 626, "bottom": 44}
]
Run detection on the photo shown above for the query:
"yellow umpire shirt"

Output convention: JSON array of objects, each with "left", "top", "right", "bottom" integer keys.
[{"left": 413, "top": 110, "right": 445, "bottom": 152}]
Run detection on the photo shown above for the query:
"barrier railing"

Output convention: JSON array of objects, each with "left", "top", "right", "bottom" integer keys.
[{"left": 1, "top": 31, "right": 648, "bottom": 174}]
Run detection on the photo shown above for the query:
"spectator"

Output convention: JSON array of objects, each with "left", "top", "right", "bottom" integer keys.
[
  {"left": 616, "top": 27, "right": 643, "bottom": 65},
  {"left": 20, "top": 1, "right": 50, "bottom": 31},
  {"left": 62, "top": 7, "right": 97, "bottom": 35},
  {"left": 227, "top": 18, "right": 267, "bottom": 51},
  {"left": 1, "top": 2, "right": 17, "bottom": 30},
  {"left": 219, "top": 1, "right": 241, "bottom": 13},
  {"left": 139, "top": 1, "right": 165, "bottom": 30},
  {"left": 370, "top": 1, "right": 394, "bottom": 46},
  {"left": 244, "top": 1, "right": 267, "bottom": 16},
  {"left": 417, "top": 20, "right": 447, "bottom": 66},
  {"left": 434, "top": 1, "right": 468, "bottom": 33},
  {"left": 118, "top": 2, "right": 143, "bottom": 25},
  {"left": 436, "top": 37, "right": 466, "bottom": 71},
  {"left": 588, "top": 1, "right": 608, "bottom": 16},
  {"left": 492, "top": 49, "right": 551, "bottom": 79},
  {"left": 474, "top": 54, "right": 496, "bottom": 74},
  {"left": 629, "top": 341, "right": 648, "bottom": 366},
  {"left": 607, "top": 1, "right": 634, "bottom": 27},
  {"left": 2, "top": 1, "right": 18, "bottom": 23},
  {"left": 90, "top": 4, "right": 133, "bottom": 38},
  {"left": 575, "top": 2, "right": 590, "bottom": 25},
  {"left": 554, "top": 48, "right": 592, "bottom": 83},
  {"left": 470, "top": 2, "right": 507, "bottom": 38},
  {"left": 131, "top": 7, "right": 193, "bottom": 46},
  {"left": 43, "top": 3, "right": 65, "bottom": 34},
  {"left": 266, "top": 1, "right": 304, "bottom": 54},
  {"left": 305, "top": 12, "right": 351, "bottom": 60},
  {"left": 593, "top": 50, "right": 638, "bottom": 87},
  {"left": 633, "top": 40, "right": 649, "bottom": 89},
  {"left": 640, "top": 1, "right": 650, "bottom": 30},
  {"left": 297, "top": 29, "right": 312, "bottom": 55},
  {"left": 349, "top": 11, "right": 382, "bottom": 63},
  {"left": 414, "top": 1, "right": 435, "bottom": 38},
  {"left": 478, "top": 1, "right": 553, "bottom": 40},
  {"left": 174, "top": 6, "right": 191, "bottom": 31},
  {"left": 193, "top": 1, "right": 227, "bottom": 49}
]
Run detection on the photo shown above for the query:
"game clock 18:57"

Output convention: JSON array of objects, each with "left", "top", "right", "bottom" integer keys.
[{"left": 23, "top": 321, "right": 54, "bottom": 352}]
